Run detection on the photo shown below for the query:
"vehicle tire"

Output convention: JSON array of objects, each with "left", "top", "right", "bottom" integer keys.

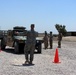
[
  {"left": 0, "top": 39, "right": 6, "bottom": 50},
  {"left": 37, "top": 44, "right": 42, "bottom": 53},
  {"left": 14, "top": 42, "right": 19, "bottom": 54},
  {"left": 0, "top": 40, "right": 1, "bottom": 49}
]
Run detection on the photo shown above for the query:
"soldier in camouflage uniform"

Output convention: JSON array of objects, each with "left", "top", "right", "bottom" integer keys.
[
  {"left": 24, "top": 24, "right": 38, "bottom": 64},
  {"left": 43, "top": 31, "right": 48, "bottom": 49},
  {"left": 49, "top": 31, "right": 53, "bottom": 49},
  {"left": 58, "top": 32, "right": 62, "bottom": 48}
]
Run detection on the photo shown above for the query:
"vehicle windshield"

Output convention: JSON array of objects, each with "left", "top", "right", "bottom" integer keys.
[{"left": 14, "top": 30, "right": 25, "bottom": 36}]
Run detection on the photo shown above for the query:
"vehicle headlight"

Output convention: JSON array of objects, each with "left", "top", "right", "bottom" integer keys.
[{"left": 37, "top": 41, "right": 39, "bottom": 43}]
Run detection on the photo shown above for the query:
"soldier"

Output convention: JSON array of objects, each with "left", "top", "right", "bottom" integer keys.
[
  {"left": 58, "top": 32, "right": 62, "bottom": 48},
  {"left": 24, "top": 24, "right": 38, "bottom": 64},
  {"left": 43, "top": 31, "right": 48, "bottom": 49},
  {"left": 49, "top": 31, "right": 53, "bottom": 49}
]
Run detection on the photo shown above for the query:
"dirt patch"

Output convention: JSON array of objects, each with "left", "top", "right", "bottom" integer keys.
[{"left": 62, "top": 36, "right": 76, "bottom": 42}]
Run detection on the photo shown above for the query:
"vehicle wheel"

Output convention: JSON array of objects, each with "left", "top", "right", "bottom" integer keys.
[
  {"left": 37, "top": 44, "right": 42, "bottom": 53},
  {"left": 0, "top": 40, "right": 1, "bottom": 49},
  {"left": 0, "top": 39, "right": 6, "bottom": 50},
  {"left": 14, "top": 42, "right": 19, "bottom": 54},
  {"left": 1, "top": 45, "right": 6, "bottom": 50}
]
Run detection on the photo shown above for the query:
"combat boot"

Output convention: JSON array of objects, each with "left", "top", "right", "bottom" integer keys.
[
  {"left": 25, "top": 60, "right": 29, "bottom": 64},
  {"left": 29, "top": 61, "right": 33, "bottom": 64}
]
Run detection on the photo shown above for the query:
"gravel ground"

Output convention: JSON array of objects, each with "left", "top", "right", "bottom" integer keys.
[{"left": 0, "top": 40, "right": 76, "bottom": 75}]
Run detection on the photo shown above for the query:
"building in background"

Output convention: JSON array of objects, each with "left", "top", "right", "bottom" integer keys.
[{"left": 66, "top": 31, "right": 76, "bottom": 36}]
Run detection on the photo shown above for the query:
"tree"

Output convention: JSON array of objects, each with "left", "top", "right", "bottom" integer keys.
[{"left": 55, "top": 24, "right": 67, "bottom": 36}]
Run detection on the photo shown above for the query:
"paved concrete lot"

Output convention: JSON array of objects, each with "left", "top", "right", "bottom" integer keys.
[{"left": 0, "top": 41, "right": 76, "bottom": 75}]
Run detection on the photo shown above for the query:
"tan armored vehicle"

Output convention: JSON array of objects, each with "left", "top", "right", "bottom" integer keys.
[{"left": 4, "top": 26, "right": 43, "bottom": 54}]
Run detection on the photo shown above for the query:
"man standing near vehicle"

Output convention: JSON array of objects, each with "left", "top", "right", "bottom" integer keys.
[
  {"left": 58, "top": 32, "right": 62, "bottom": 48},
  {"left": 49, "top": 31, "right": 53, "bottom": 49},
  {"left": 43, "top": 31, "right": 48, "bottom": 49},
  {"left": 24, "top": 24, "right": 38, "bottom": 64}
]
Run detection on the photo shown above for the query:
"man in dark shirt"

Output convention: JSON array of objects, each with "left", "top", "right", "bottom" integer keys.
[
  {"left": 24, "top": 24, "right": 38, "bottom": 64},
  {"left": 58, "top": 32, "right": 62, "bottom": 48}
]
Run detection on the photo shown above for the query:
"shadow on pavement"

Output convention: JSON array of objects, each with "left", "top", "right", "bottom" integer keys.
[
  {"left": 3, "top": 49, "right": 41, "bottom": 55},
  {"left": 3, "top": 48, "right": 14, "bottom": 54},
  {"left": 12, "top": 63, "right": 35, "bottom": 67},
  {"left": 2, "top": 46, "right": 24, "bottom": 54},
  {"left": 22, "top": 63, "right": 35, "bottom": 66},
  {"left": 2, "top": 46, "right": 42, "bottom": 54}
]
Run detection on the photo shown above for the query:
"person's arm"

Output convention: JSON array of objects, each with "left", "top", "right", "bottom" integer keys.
[{"left": 35, "top": 32, "right": 38, "bottom": 37}]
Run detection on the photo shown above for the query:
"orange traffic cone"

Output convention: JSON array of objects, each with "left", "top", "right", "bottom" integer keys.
[{"left": 53, "top": 48, "right": 60, "bottom": 63}]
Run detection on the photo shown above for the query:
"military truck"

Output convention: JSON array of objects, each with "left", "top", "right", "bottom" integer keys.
[{"left": 6, "top": 26, "right": 43, "bottom": 54}]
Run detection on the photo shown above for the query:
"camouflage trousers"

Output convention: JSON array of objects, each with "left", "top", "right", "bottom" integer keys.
[
  {"left": 58, "top": 40, "right": 61, "bottom": 48},
  {"left": 49, "top": 40, "right": 53, "bottom": 49},
  {"left": 44, "top": 41, "right": 48, "bottom": 49},
  {"left": 24, "top": 43, "right": 35, "bottom": 62}
]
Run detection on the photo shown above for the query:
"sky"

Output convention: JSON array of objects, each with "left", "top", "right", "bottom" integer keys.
[{"left": 0, "top": 0, "right": 76, "bottom": 34}]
